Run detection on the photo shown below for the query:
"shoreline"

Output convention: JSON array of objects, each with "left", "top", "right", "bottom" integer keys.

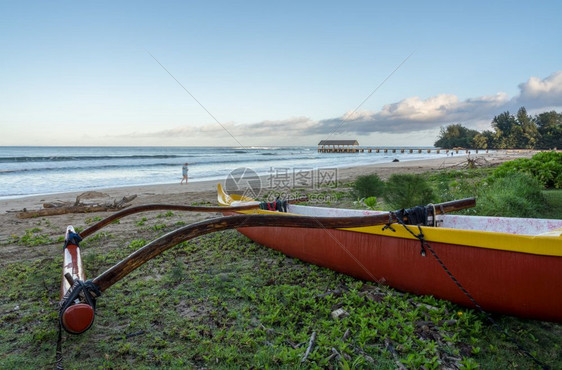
[{"left": 0, "top": 151, "right": 531, "bottom": 214}]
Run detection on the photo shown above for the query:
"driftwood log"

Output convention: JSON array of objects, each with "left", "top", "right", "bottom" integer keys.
[{"left": 17, "top": 193, "right": 137, "bottom": 219}]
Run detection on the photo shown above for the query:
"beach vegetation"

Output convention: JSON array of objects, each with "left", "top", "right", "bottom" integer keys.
[
  {"left": 426, "top": 169, "right": 487, "bottom": 205},
  {"left": 81, "top": 231, "right": 113, "bottom": 247},
  {"left": 330, "top": 190, "right": 347, "bottom": 201},
  {"left": 84, "top": 216, "right": 103, "bottom": 224},
  {"left": 361, "top": 196, "right": 378, "bottom": 210},
  {"left": 11, "top": 227, "right": 54, "bottom": 246},
  {"left": 351, "top": 174, "right": 385, "bottom": 200},
  {"left": 425, "top": 166, "right": 560, "bottom": 219},
  {"left": 157, "top": 211, "right": 175, "bottom": 218},
  {"left": 434, "top": 107, "right": 562, "bottom": 149},
  {"left": 344, "top": 152, "right": 562, "bottom": 231},
  {"left": 152, "top": 223, "right": 168, "bottom": 231},
  {"left": 435, "top": 124, "right": 479, "bottom": 149},
  {"left": 383, "top": 174, "right": 436, "bottom": 210},
  {"left": 476, "top": 173, "right": 546, "bottom": 218},
  {"left": 351, "top": 157, "right": 562, "bottom": 220},
  {"left": 40, "top": 218, "right": 52, "bottom": 227},
  {"left": 189, "top": 201, "right": 213, "bottom": 206},
  {"left": 535, "top": 110, "right": 562, "bottom": 149},
  {"left": 543, "top": 190, "right": 562, "bottom": 219},
  {"left": 490, "top": 150, "right": 562, "bottom": 189},
  {"left": 128, "top": 239, "right": 147, "bottom": 249}
]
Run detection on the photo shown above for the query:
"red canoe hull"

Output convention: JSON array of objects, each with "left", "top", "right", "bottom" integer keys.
[{"left": 236, "top": 225, "right": 562, "bottom": 322}]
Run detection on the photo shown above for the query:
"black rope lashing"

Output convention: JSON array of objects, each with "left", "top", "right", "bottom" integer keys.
[
  {"left": 63, "top": 231, "right": 82, "bottom": 249},
  {"left": 259, "top": 198, "right": 288, "bottom": 212},
  {"left": 59, "top": 280, "right": 101, "bottom": 321},
  {"left": 382, "top": 212, "right": 396, "bottom": 232},
  {"left": 56, "top": 280, "right": 102, "bottom": 369},
  {"left": 390, "top": 205, "right": 436, "bottom": 228}
]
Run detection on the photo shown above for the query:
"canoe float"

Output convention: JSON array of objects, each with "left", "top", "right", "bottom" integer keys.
[{"left": 217, "top": 184, "right": 562, "bottom": 322}]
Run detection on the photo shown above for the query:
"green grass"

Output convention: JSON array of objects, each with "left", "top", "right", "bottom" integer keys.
[
  {"left": 10, "top": 227, "right": 57, "bottom": 246},
  {"left": 1, "top": 228, "right": 560, "bottom": 368}
]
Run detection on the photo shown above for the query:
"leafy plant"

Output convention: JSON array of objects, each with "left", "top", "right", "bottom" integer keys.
[
  {"left": 152, "top": 223, "right": 167, "bottom": 231},
  {"left": 491, "top": 151, "right": 562, "bottom": 189},
  {"left": 362, "top": 196, "right": 378, "bottom": 210},
  {"left": 12, "top": 228, "right": 54, "bottom": 246},
  {"left": 128, "top": 239, "right": 147, "bottom": 251},
  {"left": 157, "top": 211, "right": 175, "bottom": 218},
  {"left": 85, "top": 216, "right": 103, "bottom": 224}
]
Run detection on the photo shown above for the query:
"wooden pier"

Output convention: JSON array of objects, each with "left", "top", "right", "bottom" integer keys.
[{"left": 317, "top": 140, "right": 484, "bottom": 154}]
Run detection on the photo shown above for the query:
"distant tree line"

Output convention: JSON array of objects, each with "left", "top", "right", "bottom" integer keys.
[{"left": 434, "top": 107, "right": 562, "bottom": 149}]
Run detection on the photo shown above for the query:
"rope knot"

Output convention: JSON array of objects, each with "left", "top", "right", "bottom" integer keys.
[{"left": 382, "top": 212, "right": 396, "bottom": 232}]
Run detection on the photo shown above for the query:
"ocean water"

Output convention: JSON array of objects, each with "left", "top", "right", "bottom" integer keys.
[{"left": 0, "top": 146, "right": 446, "bottom": 199}]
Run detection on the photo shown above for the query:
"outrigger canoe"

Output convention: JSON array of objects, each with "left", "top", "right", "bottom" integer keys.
[
  {"left": 217, "top": 184, "right": 562, "bottom": 322},
  {"left": 57, "top": 186, "right": 562, "bottom": 339}
]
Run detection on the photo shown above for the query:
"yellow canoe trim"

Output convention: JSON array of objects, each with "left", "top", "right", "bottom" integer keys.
[
  {"left": 343, "top": 224, "right": 562, "bottom": 257},
  {"left": 231, "top": 208, "right": 562, "bottom": 257}
]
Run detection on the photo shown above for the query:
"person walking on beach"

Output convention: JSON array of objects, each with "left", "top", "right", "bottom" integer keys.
[{"left": 181, "top": 163, "right": 189, "bottom": 184}]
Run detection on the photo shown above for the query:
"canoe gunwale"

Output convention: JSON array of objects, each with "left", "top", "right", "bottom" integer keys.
[{"left": 232, "top": 208, "right": 562, "bottom": 257}]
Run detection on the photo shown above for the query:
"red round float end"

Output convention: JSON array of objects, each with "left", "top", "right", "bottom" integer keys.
[{"left": 61, "top": 304, "right": 95, "bottom": 334}]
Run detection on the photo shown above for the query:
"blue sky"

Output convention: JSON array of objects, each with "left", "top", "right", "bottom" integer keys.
[{"left": 1, "top": 1, "right": 561, "bottom": 146}]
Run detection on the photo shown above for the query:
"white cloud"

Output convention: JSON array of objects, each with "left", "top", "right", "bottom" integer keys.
[
  {"left": 379, "top": 94, "right": 460, "bottom": 120},
  {"left": 516, "top": 71, "right": 562, "bottom": 108},
  {"left": 117, "top": 71, "right": 562, "bottom": 141},
  {"left": 305, "top": 92, "right": 509, "bottom": 135},
  {"left": 120, "top": 117, "right": 317, "bottom": 140}
]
